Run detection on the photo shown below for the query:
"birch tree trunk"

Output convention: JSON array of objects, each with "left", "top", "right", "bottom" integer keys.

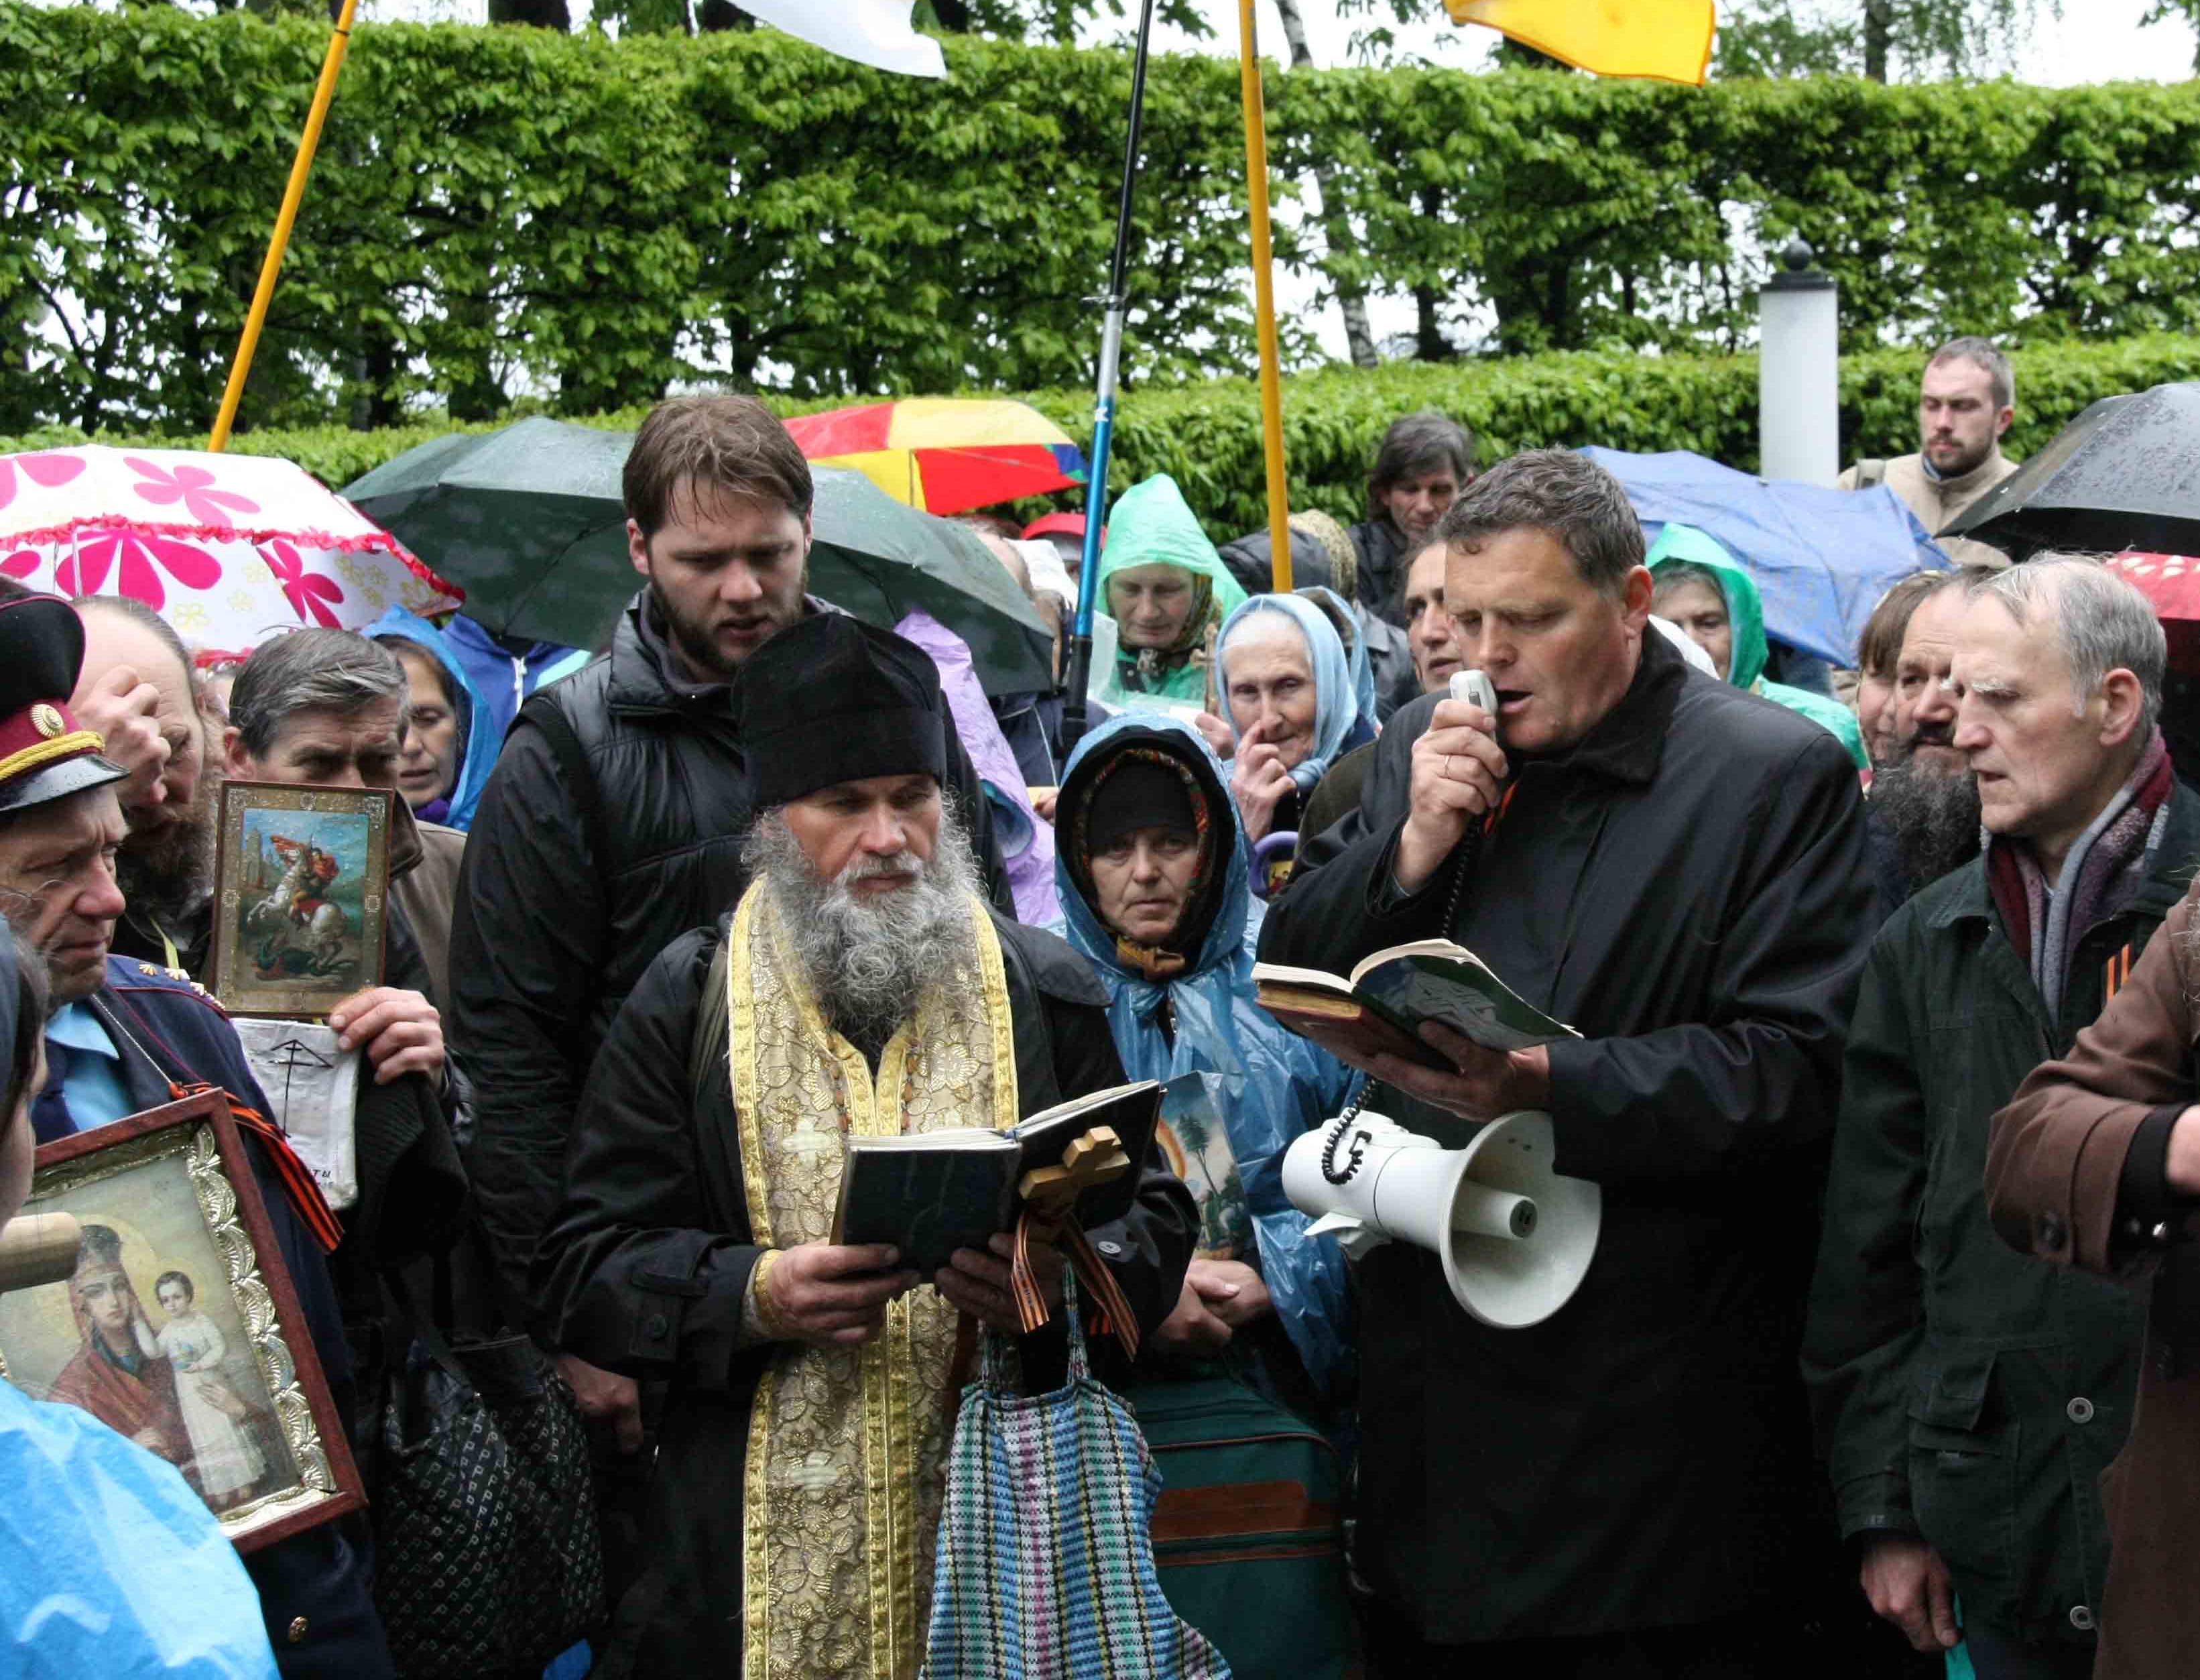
[{"left": 1272, "top": 0, "right": 1381, "bottom": 367}]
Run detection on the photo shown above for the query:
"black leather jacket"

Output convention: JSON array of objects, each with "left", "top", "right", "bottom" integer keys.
[{"left": 451, "top": 593, "right": 1013, "bottom": 1320}]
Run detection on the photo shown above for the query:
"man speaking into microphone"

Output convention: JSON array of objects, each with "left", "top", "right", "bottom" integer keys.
[{"left": 1260, "top": 451, "right": 1878, "bottom": 1676}]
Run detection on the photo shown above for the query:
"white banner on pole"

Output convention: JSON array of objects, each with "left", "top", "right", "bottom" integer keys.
[{"left": 739, "top": 2, "right": 948, "bottom": 78}]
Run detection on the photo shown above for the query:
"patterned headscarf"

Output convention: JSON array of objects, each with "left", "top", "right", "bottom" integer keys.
[{"left": 1288, "top": 511, "right": 1359, "bottom": 604}]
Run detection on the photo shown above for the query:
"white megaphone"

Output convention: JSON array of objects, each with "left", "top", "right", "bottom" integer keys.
[{"left": 1282, "top": 1109, "right": 1600, "bottom": 1328}]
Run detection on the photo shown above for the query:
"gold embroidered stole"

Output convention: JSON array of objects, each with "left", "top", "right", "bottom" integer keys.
[{"left": 731, "top": 882, "right": 1019, "bottom": 1680}]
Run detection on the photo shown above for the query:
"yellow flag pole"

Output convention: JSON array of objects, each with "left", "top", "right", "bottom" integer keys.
[
  {"left": 207, "top": 0, "right": 363, "bottom": 453},
  {"left": 1237, "top": 0, "right": 1292, "bottom": 592}
]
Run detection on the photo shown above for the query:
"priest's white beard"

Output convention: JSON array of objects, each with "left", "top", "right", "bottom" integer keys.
[{"left": 743, "top": 800, "right": 982, "bottom": 1049}]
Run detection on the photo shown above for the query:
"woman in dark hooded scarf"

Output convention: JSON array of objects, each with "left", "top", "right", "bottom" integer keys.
[{"left": 1054, "top": 713, "right": 1359, "bottom": 1417}]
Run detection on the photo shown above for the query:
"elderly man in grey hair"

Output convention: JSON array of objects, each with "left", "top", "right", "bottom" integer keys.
[
  {"left": 210, "top": 627, "right": 471, "bottom": 1378},
  {"left": 220, "top": 628, "right": 463, "bottom": 1018},
  {"left": 1805, "top": 557, "right": 2194, "bottom": 1680}
]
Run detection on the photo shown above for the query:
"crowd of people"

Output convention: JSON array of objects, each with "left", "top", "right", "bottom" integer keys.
[{"left": 1, "top": 331, "right": 2195, "bottom": 1680}]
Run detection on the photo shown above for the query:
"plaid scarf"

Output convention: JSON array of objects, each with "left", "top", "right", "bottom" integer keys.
[{"left": 1987, "top": 728, "right": 2174, "bottom": 1014}]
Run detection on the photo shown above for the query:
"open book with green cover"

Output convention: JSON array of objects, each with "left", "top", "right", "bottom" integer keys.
[
  {"left": 829, "top": 1079, "right": 1162, "bottom": 1277},
  {"left": 1253, "top": 940, "right": 1579, "bottom": 1074}
]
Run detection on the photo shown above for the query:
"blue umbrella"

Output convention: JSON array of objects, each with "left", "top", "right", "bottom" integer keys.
[{"left": 1582, "top": 448, "right": 1950, "bottom": 666}]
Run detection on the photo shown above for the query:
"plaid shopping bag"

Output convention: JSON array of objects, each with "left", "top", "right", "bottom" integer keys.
[{"left": 922, "top": 1274, "right": 1233, "bottom": 1680}]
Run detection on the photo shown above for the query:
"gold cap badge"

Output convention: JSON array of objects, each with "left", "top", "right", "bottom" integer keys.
[{"left": 29, "top": 704, "right": 64, "bottom": 739}]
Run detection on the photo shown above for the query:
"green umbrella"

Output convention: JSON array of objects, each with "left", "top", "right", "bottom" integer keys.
[
  {"left": 342, "top": 418, "right": 629, "bottom": 648},
  {"left": 343, "top": 416, "right": 1055, "bottom": 695},
  {"left": 808, "top": 467, "right": 1057, "bottom": 696}
]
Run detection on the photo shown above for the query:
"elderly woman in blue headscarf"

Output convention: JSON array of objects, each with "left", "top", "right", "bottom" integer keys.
[
  {"left": 1213, "top": 593, "right": 1372, "bottom": 854},
  {"left": 0, "top": 928, "right": 280, "bottom": 1675},
  {"left": 1054, "top": 712, "right": 1358, "bottom": 1419},
  {"left": 367, "top": 605, "right": 497, "bottom": 831}
]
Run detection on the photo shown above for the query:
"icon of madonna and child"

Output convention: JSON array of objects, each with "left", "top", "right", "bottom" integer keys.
[{"left": 36, "top": 1222, "right": 290, "bottom": 1512}]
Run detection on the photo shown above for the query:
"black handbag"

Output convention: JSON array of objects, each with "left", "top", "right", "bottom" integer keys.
[{"left": 372, "top": 1274, "right": 605, "bottom": 1679}]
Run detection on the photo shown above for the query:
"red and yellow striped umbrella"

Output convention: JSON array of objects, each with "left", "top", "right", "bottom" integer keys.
[{"left": 784, "top": 398, "right": 1089, "bottom": 518}]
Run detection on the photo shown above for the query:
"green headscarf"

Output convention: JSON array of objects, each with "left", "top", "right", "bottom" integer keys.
[
  {"left": 1093, "top": 474, "right": 1249, "bottom": 705},
  {"left": 1648, "top": 524, "right": 1868, "bottom": 770}
]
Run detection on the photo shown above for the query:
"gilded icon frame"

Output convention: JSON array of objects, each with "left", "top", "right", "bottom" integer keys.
[{"left": 0, "top": 1090, "right": 366, "bottom": 1551}]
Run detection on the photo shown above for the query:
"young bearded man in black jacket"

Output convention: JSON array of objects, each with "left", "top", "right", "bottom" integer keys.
[{"left": 450, "top": 396, "right": 1013, "bottom": 1590}]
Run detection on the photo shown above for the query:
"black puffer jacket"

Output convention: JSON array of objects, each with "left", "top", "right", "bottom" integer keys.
[{"left": 452, "top": 593, "right": 1014, "bottom": 1319}]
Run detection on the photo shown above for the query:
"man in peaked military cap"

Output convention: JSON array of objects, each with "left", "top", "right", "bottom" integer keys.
[
  {"left": 534, "top": 611, "right": 1197, "bottom": 1678},
  {"left": 0, "top": 589, "right": 397, "bottom": 1678}
]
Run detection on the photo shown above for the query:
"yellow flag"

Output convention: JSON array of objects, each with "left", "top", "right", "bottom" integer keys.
[{"left": 1447, "top": 0, "right": 1717, "bottom": 86}]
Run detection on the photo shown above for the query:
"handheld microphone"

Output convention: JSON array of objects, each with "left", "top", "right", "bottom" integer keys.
[{"left": 1449, "top": 668, "right": 1500, "bottom": 742}]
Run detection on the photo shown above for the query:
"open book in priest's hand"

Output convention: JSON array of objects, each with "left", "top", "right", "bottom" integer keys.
[
  {"left": 828, "top": 1079, "right": 1162, "bottom": 1278},
  {"left": 1252, "top": 940, "right": 1578, "bottom": 1075}
]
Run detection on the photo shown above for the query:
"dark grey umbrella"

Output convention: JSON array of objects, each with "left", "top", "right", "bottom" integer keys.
[
  {"left": 1941, "top": 383, "right": 2200, "bottom": 562},
  {"left": 804, "top": 468, "right": 1055, "bottom": 697},
  {"left": 342, "top": 418, "right": 630, "bottom": 648},
  {"left": 343, "top": 418, "right": 1054, "bottom": 693}
]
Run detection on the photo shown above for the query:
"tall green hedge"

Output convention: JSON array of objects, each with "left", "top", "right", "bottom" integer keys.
[
  {"left": 6, "top": 8, "right": 2200, "bottom": 436},
  {"left": 15, "top": 335, "right": 2194, "bottom": 542}
]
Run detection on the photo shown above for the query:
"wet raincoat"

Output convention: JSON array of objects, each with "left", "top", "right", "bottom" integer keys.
[
  {"left": 1093, "top": 475, "right": 1248, "bottom": 708},
  {"left": 0, "top": 1378, "right": 280, "bottom": 1679},
  {"left": 438, "top": 614, "right": 591, "bottom": 752},
  {"left": 1648, "top": 524, "right": 1868, "bottom": 769},
  {"left": 895, "top": 607, "right": 1060, "bottom": 929},
  {"left": 366, "top": 605, "right": 497, "bottom": 829},
  {"left": 1055, "top": 713, "right": 1357, "bottom": 1398}
]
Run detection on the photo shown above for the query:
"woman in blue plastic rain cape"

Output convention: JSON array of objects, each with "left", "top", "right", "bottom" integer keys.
[
  {"left": 1054, "top": 712, "right": 1357, "bottom": 1421},
  {"left": 0, "top": 926, "right": 279, "bottom": 1679}
]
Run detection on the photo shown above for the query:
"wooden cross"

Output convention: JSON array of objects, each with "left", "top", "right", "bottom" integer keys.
[{"left": 1018, "top": 1126, "right": 1132, "bottom": 1223}]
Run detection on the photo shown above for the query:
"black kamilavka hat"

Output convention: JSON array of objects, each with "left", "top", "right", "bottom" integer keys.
[{"left": 735, "top": 612, "right": 946, "bottom": 808}]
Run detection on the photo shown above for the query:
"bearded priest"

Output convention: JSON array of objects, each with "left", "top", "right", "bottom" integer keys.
[{"left": 534, "top": 611, "right": 1197, "bottom": 1678}]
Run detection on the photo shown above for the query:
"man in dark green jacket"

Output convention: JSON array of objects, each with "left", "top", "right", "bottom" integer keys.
[{"left": 1804, "top": 558, "right": 2196, "bottom": 1680}]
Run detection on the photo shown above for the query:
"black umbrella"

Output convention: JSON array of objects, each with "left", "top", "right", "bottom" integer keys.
[
  {"left": 1942, "top": 382, "right": 2200, "bottom": 562},
  {"left": 343, "top": 418, "right": 1053, "bottom": 695}
]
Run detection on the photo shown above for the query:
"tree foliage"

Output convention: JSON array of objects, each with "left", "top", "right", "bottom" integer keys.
[
  {"left": 4, "top": 9, "right": 2197, "bottom": 434},
  {"left": 1714, "top": 2, "right": 1857, "bottom": 78},
  {"left": 1857, "top": 0, "right": 2059, "bottom": 80},
  {"left": 918, "top": 0, "right": 1210, "bottom": 42},
  {"left": 12, "top": 335, "right": 2198, "bottom": 552}
]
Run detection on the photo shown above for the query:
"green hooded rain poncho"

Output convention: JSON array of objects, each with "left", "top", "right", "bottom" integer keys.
[
  {"left": 1093, "top": 474, "right": 1248, "bottom": 707},
  {"left": 1648, "top": 524, "right": 1868, "bottom": 770}
]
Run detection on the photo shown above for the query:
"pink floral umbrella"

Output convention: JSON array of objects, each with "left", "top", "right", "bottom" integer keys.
[{"left": 0, "top": 446, "right": 461, "bottom": 656}]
